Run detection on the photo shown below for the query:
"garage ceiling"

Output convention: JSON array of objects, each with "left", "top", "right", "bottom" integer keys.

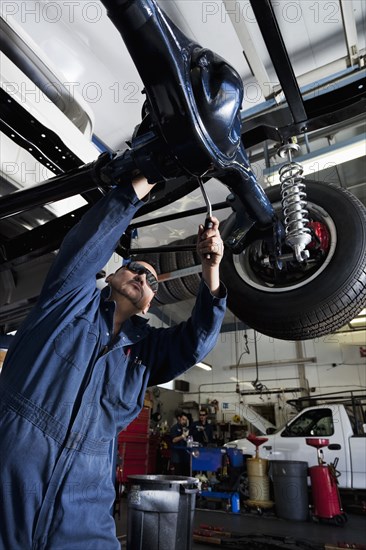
[{"left": 4, "top": 1, "right": 365, "bottom": 179}]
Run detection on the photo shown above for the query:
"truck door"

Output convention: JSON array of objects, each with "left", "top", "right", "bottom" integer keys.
[{"left": 271, "top": 407, "right": 348, "bottom": 487}]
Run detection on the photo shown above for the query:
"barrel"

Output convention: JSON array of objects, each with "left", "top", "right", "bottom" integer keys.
[
  {"left": 246, "top": 457, "right": 270, "bottom": 501},
  {"left": 127, "top": 475, "right": 199, "bottom": 550},
  {"left": 270, "top": 460, "right": 309, "bottom": 521}
]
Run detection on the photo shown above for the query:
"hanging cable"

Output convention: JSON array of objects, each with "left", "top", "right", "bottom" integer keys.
[
  {"left": 243, "top": 330, "right": 250, "bottom": 354},
  {"left": 251, "top": 331, "right": 267, "bottom": 393},
  {"left": 235, "top": 325, "right": 250, "bottom": 394}
]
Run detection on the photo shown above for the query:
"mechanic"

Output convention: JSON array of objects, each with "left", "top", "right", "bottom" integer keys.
[
  {"left": 190, "top": 409, "right": 214, "bottom": 446},
  {"left": 170, "top": 410, "right": 191, "bottom": 476},
  {"left": 0, "top": 174, "right": 226, "bottom": 550}
]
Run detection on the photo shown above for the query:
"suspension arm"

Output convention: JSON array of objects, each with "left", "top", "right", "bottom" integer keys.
[{"left": 0, "top": 150, "right": 137, "bottom": 220}]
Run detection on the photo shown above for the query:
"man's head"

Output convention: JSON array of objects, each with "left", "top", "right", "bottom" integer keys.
[
  {"left": 199, "top": 410, "right": 207, "bottom": 424},
  {"left": 179, "top": 414, "right": 189, "bottom": 427},
  {"left": 106, "top": 261, "right": 159, "bottom": 315},
  {"left": 176, "top": 410, "right": 189, "bottom": 427}
]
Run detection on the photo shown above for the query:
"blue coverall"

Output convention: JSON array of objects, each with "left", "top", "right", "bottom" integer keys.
[
  {"left": 190, "top": 420, "right": 214, "bottom": 446},
  {"left": 170, "top": 422, "right": 190, "bottom": 476},
  {"left": 0, "top": 182, "right": 226, "bottom": 550}
]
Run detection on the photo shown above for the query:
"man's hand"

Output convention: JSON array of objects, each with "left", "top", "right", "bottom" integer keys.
[
  {"left": 197, "top": 216, "right": 223, "bottom": 297},
  {"left": 197, "top": 216, "right": 223, "bottom": 267}
]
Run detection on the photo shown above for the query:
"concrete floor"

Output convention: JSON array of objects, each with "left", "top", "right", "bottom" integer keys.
[{"left": 115, "top": 497, "right": 366, "bottom": 549}]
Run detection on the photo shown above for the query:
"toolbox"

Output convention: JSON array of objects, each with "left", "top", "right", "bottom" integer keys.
[{"left": 191, "top": 447, "right": 225, "bottom": 471}]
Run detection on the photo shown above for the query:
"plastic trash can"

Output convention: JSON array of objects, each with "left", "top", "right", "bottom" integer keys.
[
  {"left": 127, "top": 475, "right": 199, "bottom": 550},
  {"left": 270, "top": 460, "right": 309, "bottom": 521}
]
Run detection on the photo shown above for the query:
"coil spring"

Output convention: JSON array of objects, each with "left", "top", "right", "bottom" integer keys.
[{"left": 279, "top": 147, "right": 311, "bottom": 260}]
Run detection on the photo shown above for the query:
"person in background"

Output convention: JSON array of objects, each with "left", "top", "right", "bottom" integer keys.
[
  {"left": 170, "top": 410, "right": 191, "bottom": 476},
  {"left": 190, "top": 409, "right": 214, "bottom": 446}
]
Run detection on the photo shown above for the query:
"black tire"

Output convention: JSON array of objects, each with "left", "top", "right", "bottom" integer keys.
[
  {"left": 220, "top": 181, "right": 366, "bottom": 340},
  {"left": 238, "top": 472, "right": 249, "bottom": 498},
  {"left": 176, "top": 235, "right": 201, "bottom": 297},
  {"left": 160, "top": 247, "right": 195, "bottom": 301},
  {"left": 134, "top": 241, "right": 200, "bottom": 305},
  {"left": 334, "top": 513, "right": 347, "bottom": 526}
]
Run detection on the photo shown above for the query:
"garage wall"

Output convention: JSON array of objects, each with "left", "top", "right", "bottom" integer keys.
[{"left": 147, "top": 310, "right": 365, "bottom": 431}]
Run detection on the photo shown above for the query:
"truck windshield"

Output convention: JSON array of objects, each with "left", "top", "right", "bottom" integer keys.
[{"left": 281, "top": 408, "right": 334, "bottom": 437}]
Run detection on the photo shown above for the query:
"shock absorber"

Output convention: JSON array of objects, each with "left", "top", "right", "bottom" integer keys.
[{"left": 278, "top": 141, "right": 312, "bottom": 263}]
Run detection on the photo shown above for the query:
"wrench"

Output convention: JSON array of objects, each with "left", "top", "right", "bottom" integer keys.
[{"left": 198, "top": 177, "right": 213, "bottom": 258}]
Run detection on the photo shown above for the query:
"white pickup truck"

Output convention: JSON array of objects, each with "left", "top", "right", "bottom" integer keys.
[{"left": 228, "top": 395, "right": 366, "bottom": 491}]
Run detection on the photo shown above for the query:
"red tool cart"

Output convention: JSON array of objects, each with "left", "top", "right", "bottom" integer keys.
[
  {"left": 306, "top": 437, "right": 347, "bottom": 525},
  {"left": 118, "top": 406, "right": 151, "bottom": 482}
]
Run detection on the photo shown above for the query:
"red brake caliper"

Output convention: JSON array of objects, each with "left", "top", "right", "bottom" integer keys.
[{"left": 307, "top": 222, "right": 331, "bottom": 253}]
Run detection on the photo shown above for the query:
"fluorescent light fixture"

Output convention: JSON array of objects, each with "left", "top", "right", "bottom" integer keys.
[
  {"left": 349, "top": 316, "right": 366, "bottom": 326},
  {"left": 47, "top": 195, "right": 88, "bottom": 217},
  {"left": 264, "top": 134, "right": 366, "bottom": 186},
  {"left": 158, "top": 380, "right": 174, "bottom": 390},
  {"left": 195, "top": 362, "right": 212, "bottom": 371},
  {"left": 349, "top": 309, "right": 366, "bottom": 327},
  {"left": 336, "top": 308, "right": 366, "bottom": 333}
]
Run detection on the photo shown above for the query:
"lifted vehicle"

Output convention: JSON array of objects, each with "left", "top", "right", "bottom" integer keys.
[{"left": 1, "top": 0, "right": 365, "bottom": 340}]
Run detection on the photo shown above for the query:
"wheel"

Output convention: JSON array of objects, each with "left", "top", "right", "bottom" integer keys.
[
  {"left": 220, "top": 181, "right": 366, "bottom": 340},
  {"left": 160, "top": 249, "right": 195, "bottom": 301},
  {"left": 160, "top": 236, "right": 200, "bottom": 300},
  {"left": 175, "top": 235, "right": 201, "bottom": 296},
  {"left": 334, "top": 513, "right": 348, "bottom": 525},
  {"left": 135, "top": 236, "right": 201, "bottom": 305},
  {"left": 238, "top": 472, "right": 249, "bottom": 499}
]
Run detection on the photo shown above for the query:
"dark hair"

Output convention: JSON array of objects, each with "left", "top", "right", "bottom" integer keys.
[{"left": 175, "top": 408, "right": 188, "bottom": 419}]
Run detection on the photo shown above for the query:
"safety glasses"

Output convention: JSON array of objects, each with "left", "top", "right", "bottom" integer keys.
[{"left": 125, "top": 262, "right": 159, "bottom": 293}]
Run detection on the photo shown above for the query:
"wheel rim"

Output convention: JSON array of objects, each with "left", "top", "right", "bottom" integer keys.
[{"left": 234, "top": 201, "right": 337, "bottom": 293}]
